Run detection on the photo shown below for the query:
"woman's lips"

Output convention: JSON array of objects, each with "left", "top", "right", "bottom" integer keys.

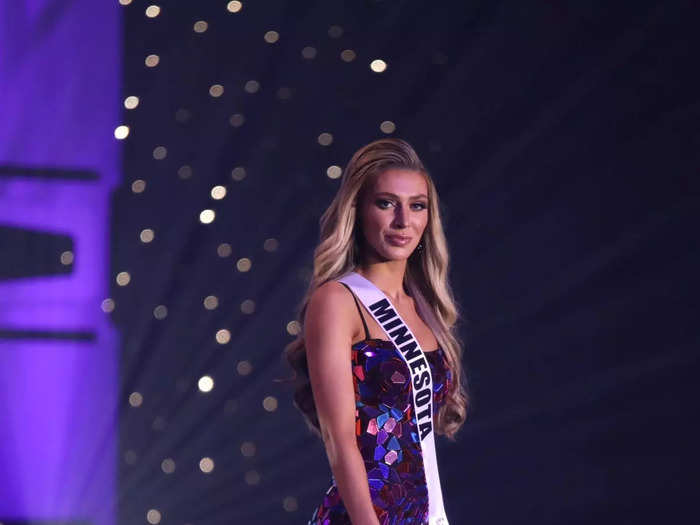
[{"left": 386, "top": 234, "right": 411, "bottom": 246}]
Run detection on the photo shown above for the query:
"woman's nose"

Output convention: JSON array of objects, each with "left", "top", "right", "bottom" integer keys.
[{"left": 393, "top": 206, "right": 407, "bottom": 227}]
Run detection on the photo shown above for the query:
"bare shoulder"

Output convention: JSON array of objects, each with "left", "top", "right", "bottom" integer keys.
[
  {"left": 304, "top": 280, "right": 355, "bottom": 349},
  {"left": 309, "top": 280, "right": 352, "bottom": 307}
]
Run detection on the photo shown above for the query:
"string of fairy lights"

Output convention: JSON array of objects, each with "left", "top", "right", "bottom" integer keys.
[{"left": 111, "top": 1, "right": 399, "bottom": 523}]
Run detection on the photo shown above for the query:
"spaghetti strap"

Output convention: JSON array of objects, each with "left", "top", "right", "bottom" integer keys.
[{"left": 339, "top": 281, "right": 371, "bottom": 340}]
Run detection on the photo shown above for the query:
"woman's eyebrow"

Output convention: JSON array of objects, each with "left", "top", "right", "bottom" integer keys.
[{"left": 374, "top": 192, "right": 428, "bottom": 199}]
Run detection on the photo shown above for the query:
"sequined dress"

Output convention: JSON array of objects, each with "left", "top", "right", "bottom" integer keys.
[{"left": 308, "top": 283, "right": 452, "bottom": 525}]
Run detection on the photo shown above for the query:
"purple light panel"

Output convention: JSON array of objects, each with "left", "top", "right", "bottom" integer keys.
[{"left": 0, "top": 2, "right": 121, "bottom": 525}]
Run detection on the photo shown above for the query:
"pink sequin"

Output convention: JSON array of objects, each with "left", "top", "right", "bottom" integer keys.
[
  {"left": 390, "top": 370, "right": 405, "bottom": 384},
  {"left": 384, "top": 417, "right": 396, "bottom": 432},
  {"left": 367, "top": 418, "right": 378, "bottom": 435}
]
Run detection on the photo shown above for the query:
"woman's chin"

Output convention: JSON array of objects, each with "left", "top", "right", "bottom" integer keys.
[{"left": 380, "top": 245, "right": 411, "bottom": 260}]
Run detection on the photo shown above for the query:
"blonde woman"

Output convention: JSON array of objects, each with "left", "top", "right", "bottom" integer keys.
[{"left": 285, "top": 137, "right": 469, "bottom": 524}]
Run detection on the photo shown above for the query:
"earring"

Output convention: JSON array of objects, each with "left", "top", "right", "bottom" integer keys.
[{"left": 416, "top": 240, "right": 424, "bottom": 253}]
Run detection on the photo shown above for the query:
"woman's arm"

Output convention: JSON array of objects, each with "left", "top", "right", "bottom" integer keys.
[{"left": 305, "top": 281, "right": 381, "bottom": 525}]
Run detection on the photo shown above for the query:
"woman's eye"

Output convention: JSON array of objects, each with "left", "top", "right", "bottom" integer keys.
[{"left": 376, "top": 200, "right": 427, "bottom": 210}]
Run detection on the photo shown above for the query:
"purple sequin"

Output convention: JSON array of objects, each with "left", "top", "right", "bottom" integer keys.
[{"left": 308, "top": 339, "right": 452, "bottom": 525}]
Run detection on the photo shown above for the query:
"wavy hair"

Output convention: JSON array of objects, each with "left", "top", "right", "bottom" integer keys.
[{"left": 282, "top": 137, "right": 470, "bottom": 441}]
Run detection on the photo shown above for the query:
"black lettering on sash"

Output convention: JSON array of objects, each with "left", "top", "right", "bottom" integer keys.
[
  {"left": 417, "top": 405, "right": 431, "bottom": 421},
  {"left": 369, "top": 298, "right": 419, "bottom": 351},
  {"left": 384, "top": 318, "right": 402, "bottom": 331},
  {"left": 415, "top": 387, "right": 431, "bottom": 407},
  {"left": 366, "top": 290, "right": 435, "bottom": 443},
  {"left": 413, "top": 370, "right": 430, "bottom": 390},
  {"left": 410, "top": 357, "right": 428, "bottom": 374},
  {"left": 419, "top": 420, "right": 432, "bottom": 440},
  {"left": 369, "top": 299, "right": 396, "bottom": 324},
  {"left": 401, "top": 342, "right": 421, "bottom": 361}
]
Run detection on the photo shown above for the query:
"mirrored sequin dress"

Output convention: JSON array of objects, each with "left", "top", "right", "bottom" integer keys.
[{"left": 308, "top": 284, "right": 452, "bottom": 525}]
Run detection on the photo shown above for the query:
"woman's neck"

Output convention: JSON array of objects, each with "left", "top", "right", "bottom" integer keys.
[{"left": 355, "top": 262, "right": 409, "bottom": 306}]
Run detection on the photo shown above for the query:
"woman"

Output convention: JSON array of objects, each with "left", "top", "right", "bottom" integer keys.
[{"left": 284, "top": 137, "right": 469, "bottom": 524}]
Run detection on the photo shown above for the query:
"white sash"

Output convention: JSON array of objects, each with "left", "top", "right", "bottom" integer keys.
[{"left": 337, "top": 271, "right": 449, "bottom": 525}]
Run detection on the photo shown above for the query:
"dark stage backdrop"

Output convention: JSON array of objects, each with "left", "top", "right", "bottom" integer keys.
[
  {"left": 2, "top": 1, "right": 696, "bottom": 525},
  {"left": 117, "top": 1, "right": 698, "bottom": 524}
]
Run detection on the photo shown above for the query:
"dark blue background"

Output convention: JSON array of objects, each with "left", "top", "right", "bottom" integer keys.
[{"left": 115, "top": 1, "right": 698, "bottom": 523}]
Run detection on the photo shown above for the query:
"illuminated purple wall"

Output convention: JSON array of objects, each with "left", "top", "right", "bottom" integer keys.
[{"left": 0, "top": 2, "right": 121, "bottom": 524}]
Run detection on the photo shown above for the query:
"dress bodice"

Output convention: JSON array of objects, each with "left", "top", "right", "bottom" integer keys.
[{"left": 309, "top": 337, "right": 452, "bottom": 525}]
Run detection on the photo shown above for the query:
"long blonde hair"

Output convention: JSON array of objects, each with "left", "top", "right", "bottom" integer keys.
[{"left": 283, "top": 137, "right": 470, "bottom": 441}]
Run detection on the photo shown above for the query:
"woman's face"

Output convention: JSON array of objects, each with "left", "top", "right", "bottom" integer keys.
[{"left": 358, "top": 168, "right": 430, "bottom": 262}]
